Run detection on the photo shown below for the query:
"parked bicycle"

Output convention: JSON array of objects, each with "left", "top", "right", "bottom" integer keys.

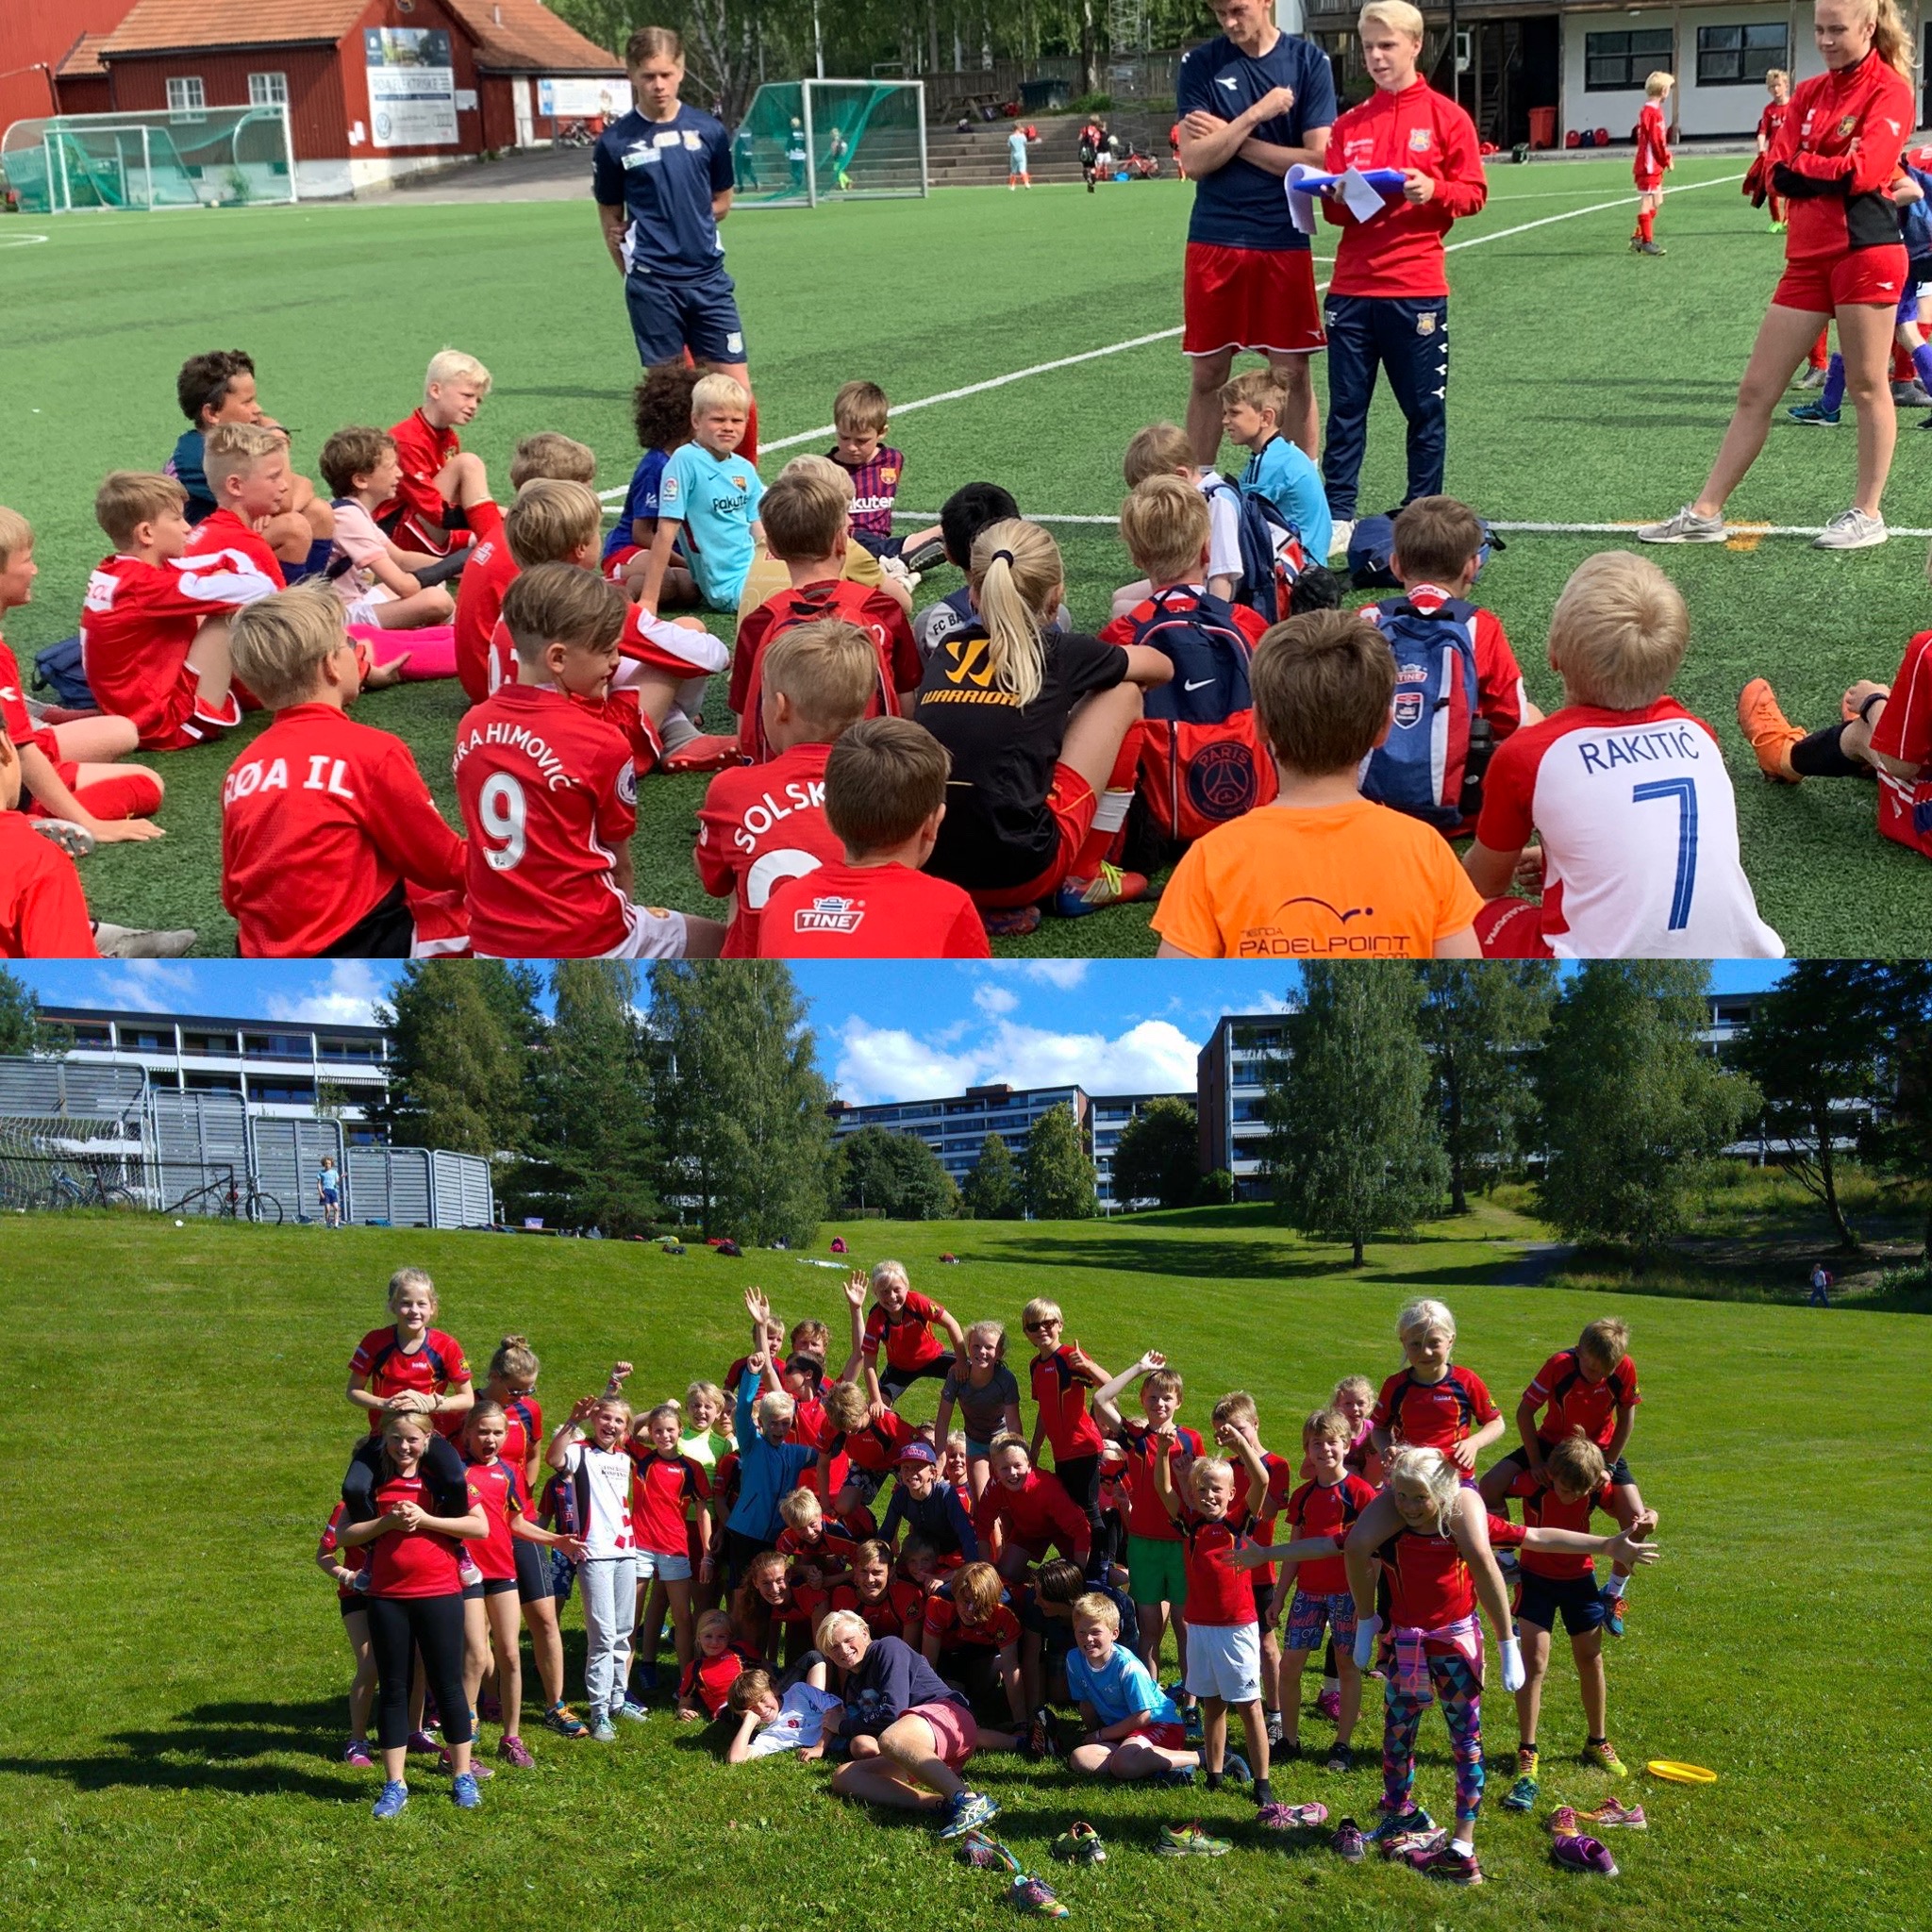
[
  {"left": 42, "top": 1165, "right": 141, "bottom": 1211},
  {"left": 167, "top": 1165, "right": 285, "bottom": 1225}
]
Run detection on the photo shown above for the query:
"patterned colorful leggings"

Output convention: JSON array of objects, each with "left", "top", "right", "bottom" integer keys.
[{"left": 1382, "top": 1649, "right": 1484, "bottom": 1826}]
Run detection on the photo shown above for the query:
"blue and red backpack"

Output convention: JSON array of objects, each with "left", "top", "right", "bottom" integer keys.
[
  {"left": 1360, "top": 593, "right": 1493, "bottom": 831},
  {"left": 1206, "top": 475, "right": 1307, "bottom": 624}
]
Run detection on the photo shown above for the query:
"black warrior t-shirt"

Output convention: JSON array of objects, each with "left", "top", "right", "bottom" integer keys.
[{"left": 914, "top": 625, "right": 1128, "bottom": 891}]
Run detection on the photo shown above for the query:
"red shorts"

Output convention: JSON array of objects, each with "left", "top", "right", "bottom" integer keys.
[
  {"left": 1474, "top": 896, "right": 1553, "bottom": 959},
  {"left": 1634, "top": 172, "right": 1663, "bottom": 193},
  {"left": 604, "top": 544, "right": 642, "bottom": 582},
  {"left": 1142, "top": 1721, "right": 1188, "bottom": 1751},
  {"left": 141, "top": 665, "right": 242, "bottom": 753},
  {"left": 906, "top": 1700, "right": 978, "bottom": 1768},
  {"left": 1182, "top": 242, "right": 1325, "bottom": 358},
  {"left": 967, "top": 761, "right": 1097, "bottom": 910},
  {"left": 1774, "top": 244, "right": 1910, "bottom": 314}
]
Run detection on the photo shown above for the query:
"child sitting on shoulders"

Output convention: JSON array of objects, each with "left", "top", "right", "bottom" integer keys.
[
  {"left": 316, "top": 428, "right": 459, "bottom": 638},
  {"left": 222, "top": 588, "right": 465, "bottom": 958},
  {"left": 1115, "top": 421, "right": 1242, "bottom": 613},
  {"left": 1370, "top": 1297, "right": 1503, "bottom": 1470},
  {"left": 1153, "top": 609, "right": 1484, "bottom": 958},
  {"left": 759, "top": 716, "right": 990, "bottom": 959},
  {"left": 379, "top": 349, "right": 493, "bottom": 557},
  {"left": 605, "top": 361, "right": 702, "bottom": 602},
  {"left": 730, "top": 470, "right": 921, "bottom": 763},
  {"left": 696, "top": 618, "right": 874, "bottom": 958},
  {"left": 639, "top": 374, "right": 764, "bottom": 616},
  {"left": 1223, "top": 369, "right": 1331, "bottom": 564},
  {"left": 824, "top": 380, "right": 944, "bottom": 575},
  {"left": 1065, "top": 1590, "right": 1198, "bottom": 1780},
  {"left": 724, "top": 1659, "right": 841, "bottom": 1761},
  {"left": 1464, "top": 551, "right": 1782, "bottom": 958}
]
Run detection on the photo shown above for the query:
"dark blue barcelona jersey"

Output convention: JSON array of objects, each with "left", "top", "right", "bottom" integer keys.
[
  {"left": 592, "top": 105, "right": 736, "bottom": 279},
  {"left": 1177, "top": 32, "right": 1338, "bottom": 253}
]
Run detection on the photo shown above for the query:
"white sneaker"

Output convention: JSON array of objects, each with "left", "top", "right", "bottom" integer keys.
[
  {"left": 92, "top": 922, "right": 197, "bottom": 958},
  {"left": 1795, "top": 364, "right": 1828, "bottom": 390},
  {"left": 1811, "top": 508, "right": 1888, "bottom": 551},
  {"left": 1327, "top": 518, "right": 1355, "bottom": 560},
  {"left": 1637, "top": 504, "right": 1727, "bottom": 544}
]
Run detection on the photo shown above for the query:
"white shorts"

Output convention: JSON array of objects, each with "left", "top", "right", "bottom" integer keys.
[
  {"left": 606, "top": 906, "right": 690, "bottom": 960},
  {"left": 635, "top": 1547, "right": 692, "bottom": 1582},
  {"left": 1185, "top": 1621, "right": 1261, "bottom": 1705}
]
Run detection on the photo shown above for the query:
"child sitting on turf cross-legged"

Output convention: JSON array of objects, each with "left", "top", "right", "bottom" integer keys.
[
  {"left": 1223, "top": 369, "right": 1331, "bottom": 564},
  {"left": 1152, "top": 609, "right": 1485, "bottom": 958},
  {"left": 824, "top": 379, "right": 945, "bottom": 577},
  {"left": 605, "top": 360, "right": 703, "bottom": 603},
  {"left": 1462, "top": 550, "right": 1783, "bottom": 958},
  {"left": 317, "top": 428, "right": 460, "bottom": 639},
  {"left": 379, "top": 349, "right": 494, "bottom": 558},
  {"left": 1065, "top": 1589, "right": 1200, "bottom": 1781},
  {"left": 758, "top": 716, "right": 991, "bottom": 959},
  {"left": 1114, "top": 422, "right": 1243, "bottom": 613},
  {"left": 737, "top": 457, "right": 911, "bottom": 625},
  {"left": 637, "top": 373, "right": 764, "bottom": 616}
]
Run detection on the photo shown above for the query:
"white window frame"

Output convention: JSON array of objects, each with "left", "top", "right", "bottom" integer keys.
[
  {"left": 248, "top": 72, "right": 289, "bottom": 108},
  {"left": 166, "top": 75, "right": 207, "bottom": 115}
]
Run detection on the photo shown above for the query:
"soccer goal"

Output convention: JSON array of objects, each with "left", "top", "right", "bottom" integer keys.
[
  {"left": 734, "top": 79, "right": 926, "bottom": 207},
  {"left": 0, "top": 106, "right": 296, "bottom": 214}
]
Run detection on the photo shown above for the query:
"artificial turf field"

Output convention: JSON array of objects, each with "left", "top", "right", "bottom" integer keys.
[
  {"left": 0, "top": 1203, "right": 1924, "bottom": 1931},
  {"left": 6, "top": 158, "right": 1931, "bottom": 957}
]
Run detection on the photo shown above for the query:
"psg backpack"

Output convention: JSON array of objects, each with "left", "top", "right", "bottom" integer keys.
[
  {"left": 1125, "top": 586, "right": 1277, "bottom": 843},
  {"left": 1360, "top": 594, "right": 1492, "bottom": 831},
  {"left": 1208, "top": 475, "right": 1307, "bottom": 624}
]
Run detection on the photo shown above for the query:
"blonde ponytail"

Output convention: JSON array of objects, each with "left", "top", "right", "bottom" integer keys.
[
  {"left": 1869, "top": 0, "right": 1914, "bottom": 78},
  {"left": 969, "top": 518, "right": 1061, "bottom": 709}
]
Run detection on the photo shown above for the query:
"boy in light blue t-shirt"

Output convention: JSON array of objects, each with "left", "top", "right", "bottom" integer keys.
[
  {"left": 1064, "top": 1591, "right": 1199, "bottom": 1780},
  {"left": 640, "top": 373, "right": 765, "bottom": 613},
  {"left": 1222, "top": 368, "right": 1332, "bottom": 562}
]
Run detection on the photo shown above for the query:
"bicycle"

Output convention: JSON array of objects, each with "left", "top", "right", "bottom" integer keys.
[
  {"left": 167, "top": 1166, "right": 285, "bottom": 1226},
  {"left": 43, "top": 1166, "right": 141, "bottom": 1211}
]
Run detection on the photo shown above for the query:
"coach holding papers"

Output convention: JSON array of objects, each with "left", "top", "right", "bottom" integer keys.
[{"left": 1175, "top": 0, "right": 1337, "bottom": 467}]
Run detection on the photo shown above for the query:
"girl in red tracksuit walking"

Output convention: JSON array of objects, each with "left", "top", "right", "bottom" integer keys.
[{"left": 1641, "top": 0, "right": 1917, "bottom": 552}]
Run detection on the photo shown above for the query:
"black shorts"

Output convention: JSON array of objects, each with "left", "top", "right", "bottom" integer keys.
[
  {"left": 340, "top": 1592, "right": 365, "bottom": 1620},
  {"left": 515, "top": 1536, "right": 555, "bottom": 1604},
  {"left": 480, "top": 1575, "right": 518, "bottom": 1597},
  {"left": 1492, "top": 1445, "right": 1636, "bottom": 1491},
  {"left": 1254, "top": 1582, "right": 1276, "bottom": 1626},
  {"left": 881, "top": 1357, "right": 955, "bottom": 1402},
  {"left": 1514, "top": 1571, "right": 1608, "bottom": 1637},
  {"left": 462, "top": 1581, "right": 485, "bottom": 1603}
]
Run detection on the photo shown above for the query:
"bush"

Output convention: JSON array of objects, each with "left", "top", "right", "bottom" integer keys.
[
  {"left": 1068, "top": 92, "right": 1112, "bottom": 112},
  {"left": 1195, "top": 1169, "right": 1237, "bottom": 1207}
]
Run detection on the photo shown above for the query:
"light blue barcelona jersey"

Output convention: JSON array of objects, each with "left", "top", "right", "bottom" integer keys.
[
  {"left": 1066, "top": 1644, "right": 1178, "bottom": 1728},
  {"left": 658, "top": 441, "right": 764, "bottom": 608},
  {"left": 1242, "top": 434, "right": 1331, "bottom": 562},
  {"left": 1008, "top": 131, "right": 1029, "bottom": 171}
]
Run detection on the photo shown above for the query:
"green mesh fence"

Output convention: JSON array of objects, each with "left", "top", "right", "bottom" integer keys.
[
  {"left": 1, "top": 107, "right": 294, "bottom": 214},
  {"left": 734, "top": 80, "right": 926, "bottom": 206}
]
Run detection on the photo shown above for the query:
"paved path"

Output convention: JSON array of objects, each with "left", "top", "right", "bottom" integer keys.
[
  {"left": 1494, "top": 1241, "right": 1577, "bottom": 1286},
  {"left": 378, "top": 148, "right": 594, "bottom": 203}
]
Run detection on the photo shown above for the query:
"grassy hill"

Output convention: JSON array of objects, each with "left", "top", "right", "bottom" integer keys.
[{"left": 1, "top": 1205, "right": 1924, "bottom": 1929}]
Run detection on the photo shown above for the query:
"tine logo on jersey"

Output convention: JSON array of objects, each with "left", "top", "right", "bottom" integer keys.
[
  {"left": 794, "top": 895, "right": 864, "bottom": 935},
  {"left": 943, "top": 636, "right": 997, "bottom": 688}
]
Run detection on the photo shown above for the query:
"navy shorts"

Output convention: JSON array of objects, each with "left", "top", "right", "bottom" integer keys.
[
  {"left": 849, "top": 528, "right": 904, "bottom": 560},
  {"left": 514, "top": 1534, "right": 555, "bottom": 1604},
  {"left": 1515, "top": 1571, "right": 1607, "bottom": 1637},
  {"left": 624, "top": 264, "right": 747, "bottom": 366}
]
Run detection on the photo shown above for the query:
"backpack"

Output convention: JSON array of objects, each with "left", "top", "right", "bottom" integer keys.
[
  {"left": 32, "top": 634, "right": 95, "bottom": 709},
  {"left": 1126, "top": 587, "right": 1276, "bottom": 843},
  {"left": 1208, "top": 475, "right": 1307, "bottom": 624},
  {"left": 1360, "top": 594, "right": 1494, "bottom": 830},
  {"left": 1349, "top": 513, "right": 1507, "bottom": 591}
]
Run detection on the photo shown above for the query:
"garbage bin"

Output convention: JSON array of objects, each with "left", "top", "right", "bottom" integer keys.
[{"left": 1527, "top": 106, "right": 1557, "bottom": 150}]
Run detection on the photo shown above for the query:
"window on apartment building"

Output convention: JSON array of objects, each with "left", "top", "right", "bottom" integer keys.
[
  {"left": 183, "top": 1070, "right": 242, "bottom": 1094},
  {"left": 118, "top": 1026, "right": 172, "bottom": 1051},
  {"left": 180, "top": 1031, "right": 240, "bottom": 1057},
  {"left": 242, "top": 1031, "right": 312, "bottom": 1059},
  {"left": 247, "top": 1078, "right": 317, "bottom": 1105},
  {"left": 248, "top": 72, "right": 289, "bottom": 108},
  {"left": 1695, "top": 23, "right": 1787, "bottom": 85},
  {"left": 166, "top": 75, "right": 207, "bottom": 115},
  {"left": 317, "top": 1036, "right": 381, "bottom": 1061},
  {"left": 1584, "top": 28, "right": 1674, "bottom": 90},
  {"left": 66, "top": 1024, "right": 111, "bottom": 1047}
]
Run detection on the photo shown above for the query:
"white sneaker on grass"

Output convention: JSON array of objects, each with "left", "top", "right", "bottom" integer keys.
[
  {"left": 1811, "top": 508, "right": 1888, "bottom": 551},
  {"left": 1328, "top": 518, "right": 1355, "bottom": 561},
  {"left": 1637, "top": 504, "right": 1726, "bottom": 544}
]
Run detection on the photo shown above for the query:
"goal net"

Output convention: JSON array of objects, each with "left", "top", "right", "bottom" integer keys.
[
  {"left": 734, "top": 79, "right": 926, "bottom": 207},
  {"left": 0, "top": 107, "right": 296, "bottom": 214}
]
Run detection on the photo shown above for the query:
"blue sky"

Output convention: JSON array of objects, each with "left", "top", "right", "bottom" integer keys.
[{"left": 8, "top": 958, "right": 1790, "bottom": 1106}]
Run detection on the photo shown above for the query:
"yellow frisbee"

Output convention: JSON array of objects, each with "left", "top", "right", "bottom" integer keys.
[{"left": 1646, "top": 1759, "right": 1718, "bottom": 1784}]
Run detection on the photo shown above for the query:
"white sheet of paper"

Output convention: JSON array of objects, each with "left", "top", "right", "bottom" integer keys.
[
  {"left": 1285, "top": 162, "right": 1321, "bottom": 236},
  {"left": 1340, "top": 165, "right": 1389, "bottom": 224}
]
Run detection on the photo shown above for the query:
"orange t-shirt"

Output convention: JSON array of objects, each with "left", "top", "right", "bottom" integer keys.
[{"left": 1150, "top": 797, "right": 1483, "bottom": 958}]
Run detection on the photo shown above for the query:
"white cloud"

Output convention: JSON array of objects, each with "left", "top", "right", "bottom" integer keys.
[
  {"left": 1221, "top": 989, "right": 1293, "bottom": 1016},
  {"left": 835, "top": 1015, "right": 1202, "bottom": 1106},
  {"left": 1019, "top": 961, "right": 1090, "bottom": 991},
  {"left": 95, "top": 961, "right": 198, "bottom": 1012},
  {"left": 263, "top": 962, "right": 390, "bottom": 1027},
  {"left": 973, "top": 983, "right": 1020, "bottom": 1017}
]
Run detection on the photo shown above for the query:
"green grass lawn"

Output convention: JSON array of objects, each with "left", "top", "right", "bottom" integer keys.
[
  {"left": 5, "top": 161, "right": 1930, "bottom": 956},
  {"left": 2, "top": 1202, "right": 1924, "bottom": 1930}
]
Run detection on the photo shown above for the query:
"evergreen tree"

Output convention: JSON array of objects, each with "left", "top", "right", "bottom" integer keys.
[
  {"left": 1537, "top": 961, "right": 1758, "bottom": 1257},
  {"left": 1263, "top": 964, "right": 1445, "bottom": 1266},
  {"left": 0, "top": 968, "right": 40, "bottom": 1056},
  {"left": 1852, "top": 963, "right": 1932, "bottom": 1258},
  {"left": 1419, "top": 961, "right": 1557, "bottom": 1213},
  {"left": 648, "top": 961, "right": 833, "bottom": 1245},
  {"left": 835, "top": 1126, "right": 958, "bottom": 1220},
  {"left": 508, "top": 962, "right": 660, "bottom": 1237},
  {"left": 1024, "top": 1104, "right": 1097, "bottom": 1220},
  {"left": 961, "top": 1133, "right": 1024, "bottom": 1220},
  {"left": 1110, "top": 1097, "right": 1201, "bottom": 1209},
  {"left": 374, "top": 961, "right": 536, "bottom": 1156}
]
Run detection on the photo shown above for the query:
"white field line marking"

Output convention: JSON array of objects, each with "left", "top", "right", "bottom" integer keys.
[
  {"left": 598, "top": 172, "right": 1742, "bottom": 505},
  {"left": 891, "top": 512, "right": 1932, "bottom": 541},
  {"left": 0, "top": 233, "right": 50, "bottom": 247}
]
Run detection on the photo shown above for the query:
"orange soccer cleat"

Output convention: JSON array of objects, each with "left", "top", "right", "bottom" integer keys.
[{"left": 1738, "top": 678, "right": 1804, "bottom": 783}]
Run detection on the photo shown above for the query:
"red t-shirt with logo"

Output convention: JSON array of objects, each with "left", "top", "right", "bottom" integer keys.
[
  {"left": 1510, "top": 1471, "right": 1616, "bottom": 1582},
  {"left": 924, "top": 1585, "right": 1023, "bottom": 1650},
  {"left": 862, "top": 1291, "right": 951, "bottom": 1374},
  {"left": 630, "top": 1451, "right": 710, "bottom": 1557},
  {"left": 465, "top": 1457, "right": 524, "bottom": 1580},
  {"left": 365, "top": 1472, "right": 478, "bottom": 1597},
  {"left": 1031, "top": 1346, "right": 1107, "bottom": 1460},
  {"left": 695, "top": 741, "right": 843, "bottom": 958},
  {"left": 759, "top": 861, "right": 990, "bottom": 959},
  {"left": 1114, "top": 1421, "right": 1203, "bottom": 1541},
  {"left": 349, "top": 1324, "right": 473, "bottom": 1439},
  {"left": 1372, "top": 1364, "right": 1500, "bottom": 1450},
  {"left": 1177, "top": 1499, "right": 1255, "bottom": 1627},
  {"left": 1524, "top": 1349, "right": 1640, "bottom": 1450},
  {"left": 1284, "top": 1474, "right": 1379, "bottom": 1595}
]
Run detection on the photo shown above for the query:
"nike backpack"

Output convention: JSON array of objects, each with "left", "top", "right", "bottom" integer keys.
[
  {"left": 1360, "top": 594, "right": 1493, "bottom": 831},
  {"left": 1208, "top": 475, "right": 1307, "bottom": 625},
  {"left": 1126, "top": 586, "right": 1277, "bottom": 844}
]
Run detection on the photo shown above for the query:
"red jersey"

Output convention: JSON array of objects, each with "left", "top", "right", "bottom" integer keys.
[
  {"left": 184, "top": 508, "right": 286, "bottom": 593},
  {"left": 1249, "top": 1447, "right": 1297, "bottom": 1586},
  {"left": 862, "top": 1290, "right": 951, "bottom": 1374},
  {"left": 0, "top": 817, "right": 96, "bottom": 958},
  {"left": 1113, "top": 1421, "right": 1203, "bottom": 1541},
  {"left": 365, "top": 1471, "right": 478, "bottom": 1597},
  {"left": 1176, "top": 1500, "right": 1255, "bottom": 1627},
  {"left": 759, "top": 861, "right": 990, "bottom": 959},
  {"left": 453, "top": 682, "right": 639, "bottom": 958},
  {"left": 1284, "top": 1474, "right": 1378, "bottom": 1596},
  {"left": 974, "top": 1469, "right": 1091, "bottom": 1561},
  {"left": 383, "top": 408, "right": 460, "bottom": 526},
  {"left": 221, "top": 704, "right": 464, "bottom": 956},
  {"left": 695, "top": 741, "right": 843, "bottom": 958},
  {"left": 1510, "top": 1471, "right": 1615, "bottom": 1582},
  {"left": 832, "top": 1409, "right": 919, "bottom": 1475},
  {"left": 1374, "top": 1511, "right": 1525, "bottom": 1631},
  {"left": 79, "top": 552, "right": 250, "bottom": 747},
  {"left": 855, "top": 1577, "right": 925, "bottom": 1641},
  {"left": 1373, "top": 1364, "right": 1499, "bottom": 1450},
  {"left": 1524, "top": 1348, "right": 1640, "bottom": 1450},
  {"left": 788, "top": 1394, "right": 849, "bottom": 1503},
  {"left": 1325, "top": 80, "right": 1487, "bottom": 298},
  {"left": 679, "top": 1642, "right": 759, "bottom": 1716},
  {"left": 1030, "top": 1346, "right": 1106, "bottom": 1460},
  {"left": 499, "top": 1394, "right": 544, "bottom": 1498},
  {"left": 924, "top": 1583, "right": 1022, "bottom": 1651},
  {"left": 1757, "top": 100, "right": 1790, "bottom": 148},
  {"left": 776, "top": 1519, "right": 857, "bottom": 1576},
  {"left": 464, "top": 1457, "right": 524, "bottom": 1581},
  {"left": 349, "top": 1324, "right": 473, "bottom": 1439},
  {"left": 0, "top": 636, "right": 57, "bottom": 761},
  {"left": 1769, "top": 51, "right": 1916, "bottom": 262},
  {"left": 1872, "top": 630, "right": 1932, "bottom": 861},
  {"left": 630, "top": 1452, "right": 710, "bottom": 1556},
  {"left": 729, "top": 579, "right": 921, "bottom": 764},
  {"left": 831, "top": 1499, "right": 879, "bottom": 1541},
  {"left": 1634, "top": 100, "right": 1672, "bottom": 180},
  {"left": 452, "top": 501, "right": 513, "bottom": 704}
]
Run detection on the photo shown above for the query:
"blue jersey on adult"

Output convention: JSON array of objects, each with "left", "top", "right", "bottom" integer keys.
[
  {"left": 1176, "top": 32, "right": 1337, "bottom": 253},
  {"left": 592, "top": 104, "right": 734, "bottom": 278}
]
